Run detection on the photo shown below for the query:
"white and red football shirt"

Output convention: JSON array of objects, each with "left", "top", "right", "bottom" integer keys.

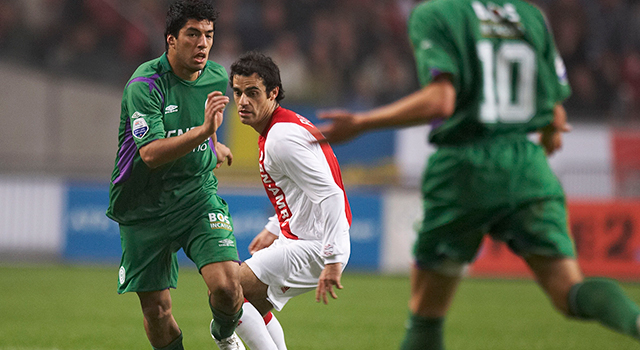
[{"left": 258, "top": 107, "right": 352, "bottom": 264}]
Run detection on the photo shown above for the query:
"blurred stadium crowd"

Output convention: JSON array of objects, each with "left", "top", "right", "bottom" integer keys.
[{"left": 2, "top": 0, "right": 640, "bottom": 121}]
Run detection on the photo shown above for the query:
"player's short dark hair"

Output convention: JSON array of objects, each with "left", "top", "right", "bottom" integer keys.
[
  {"left": 229, "top": 51, "right": 286, "bottom": 102},
  {"left": 164, "top": 0, "right": 218, "bottom": 51}
]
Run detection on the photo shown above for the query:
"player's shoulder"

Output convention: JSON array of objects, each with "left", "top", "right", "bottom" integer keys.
[
  {"left": 266, "top": 122, "right": 309, "bottom": 144},
  {"left": 409, "top": 0, "right": 472, "bottom": 30},
  {"left": 203, "top": 60, "right": 229, "bottom": 80},
  {"left": 124, "top": 56, "right": 166, "bottom": 94},
  {"left": 412, "top": 0, "right": 464, "bottom": 16},
  {"left": 128, "top": 56, "right": 165, "bottom": 81},
  {"left": 266, "top": 115, "right": 315, "bottom": 152}
]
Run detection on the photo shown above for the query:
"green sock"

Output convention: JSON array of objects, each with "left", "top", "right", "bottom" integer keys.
[
  {"left": 153, "top": 332, "right": 184, "bottom": 350},
  {"left": 400, "top": 313, "right": 444, "bottom": 350},
  {"left": 569, "top": 278, "right": 640, "bottom": 340},
  {"left": 209, "top": 297, "right": 243, "bottom": 340}
]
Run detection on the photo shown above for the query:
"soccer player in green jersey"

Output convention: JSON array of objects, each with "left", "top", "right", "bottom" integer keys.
[
  {"left": 106, "top": 1, "right": 244, "bottom": 349},
  {"left": 318, "top": 1, "right": 640, "bottom": 349}
]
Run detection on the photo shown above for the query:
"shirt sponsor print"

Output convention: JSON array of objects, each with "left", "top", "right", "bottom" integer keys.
[{"left": 209, "top": 212, "right": 232, "bottom": 231}]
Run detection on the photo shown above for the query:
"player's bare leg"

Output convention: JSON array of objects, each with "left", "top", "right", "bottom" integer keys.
[
  {"left": 526, "top": 256, "right": 583, "bottom": 314},
  {"left": 235, "top": 262, "right": 281, "bottom": 350},
  {"left": 137, "top": 289, "right": 183, "bottom": 349},
  {"left": 527, "top": 255, "right": 640, "bottom": 340},
  {"left": 201, "top": 261, "right": 245, "bottom": 348},
  {"left": 400, "top": 266, "right": 461, "bottom": 350}
]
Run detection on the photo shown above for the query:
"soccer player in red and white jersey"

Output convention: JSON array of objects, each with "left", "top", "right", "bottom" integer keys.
[{"left": 228, "top": 51, "right": 352, "bottom": 350}]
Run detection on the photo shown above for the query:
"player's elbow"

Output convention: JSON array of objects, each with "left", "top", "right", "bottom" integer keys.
[
  {"left": 139, "top": 143, "right": 161, "bottom": 169},
  {"left": 426, "top": 78, "right": 456, "bottom": 119},
  {"left": 432, "top": 97, "right": 455, "bottom": 119}
]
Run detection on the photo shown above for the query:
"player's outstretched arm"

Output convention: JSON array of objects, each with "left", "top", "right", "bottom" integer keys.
[
  {"left": 315, "top": 263, "right": 343, "bottom": 305},
  {"left": 317, "top": 75, "right": 456, "bottom": 144}
]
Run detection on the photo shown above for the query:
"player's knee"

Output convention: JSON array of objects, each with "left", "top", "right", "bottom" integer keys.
[
  {"left": 141, "top": 300, "right": 173, "bottom": 322},
  {"left": 210, "top": 279, "right": 243, "bottom": 307}
]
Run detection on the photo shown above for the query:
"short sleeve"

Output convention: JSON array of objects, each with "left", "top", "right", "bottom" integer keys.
[
  {"left": 123, "top": 81, "right": 166, "bottom": 148},
  {"left": 408, "top": 3, "right": 459, "bottom": 86}
]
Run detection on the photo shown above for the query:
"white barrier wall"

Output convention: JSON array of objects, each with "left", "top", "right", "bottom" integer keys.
[
  {"left": 0, "top": 177, "right": 64, "bottom": 255},
  {"left": 382, "top": 189, "right": 421, "bottom": 273},
  {"left": 396, "top": 124, "right": 614, "bottom": 198}
]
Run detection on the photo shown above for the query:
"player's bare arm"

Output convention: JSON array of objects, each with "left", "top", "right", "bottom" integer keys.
[
  {"left": 317, "top": 75, "right": 456, "bottom": 144},
  {"left": 248, "top": 228, "right": 278, "bottom": 255},
  {"left": 315, "top": 262, "right": 343, "bottom": 305},
  {"left": 539, "top": 104, "right": 571, "bottom": 156},
  {"left": 139, "top": 91, "right": 228, "bottom": 168}
]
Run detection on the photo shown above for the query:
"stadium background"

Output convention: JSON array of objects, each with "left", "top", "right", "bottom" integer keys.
[{"left": 0, "top": 1, "right": 639, "bottom": 348}]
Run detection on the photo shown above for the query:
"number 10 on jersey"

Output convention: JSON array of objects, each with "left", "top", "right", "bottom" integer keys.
[{"left": 477, "top": 40, "right": 536, "bottom": 124}]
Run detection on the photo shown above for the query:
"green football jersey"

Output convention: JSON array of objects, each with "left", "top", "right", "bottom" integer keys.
[
  {"left": 408, "top": 0, "right": 571, "bottom": 145},
  {"left": 106, "top": 53, "right": 228, "bottom": 224}
]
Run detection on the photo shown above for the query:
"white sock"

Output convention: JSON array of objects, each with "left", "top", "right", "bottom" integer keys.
[
  {"left": 264, "top": 312, "right": 287, "bottom": 350},
  {"left": 236, "top": 302, "right": 278, "bottom": 350}
]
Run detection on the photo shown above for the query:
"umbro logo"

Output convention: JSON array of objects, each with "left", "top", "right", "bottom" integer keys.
[
  {"left": 165, "top": 105, "right": 179, "bottom": 114},
  {"left": 218, "top": 238, "right": 235, "bottom": 247},
  {"left": 281, "top": 286, "right": 290, "bottom": 293}
]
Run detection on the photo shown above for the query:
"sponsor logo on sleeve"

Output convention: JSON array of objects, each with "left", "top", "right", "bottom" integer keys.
[
  {"left": 555, "top": 54, "right": 568, "bottom": 85},
  {"left": 132, "top": 117, "right": 149, "bottom": 139}
]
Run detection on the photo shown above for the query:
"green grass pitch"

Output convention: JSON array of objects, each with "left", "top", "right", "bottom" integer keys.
[{"left": 0, "top": 264, "right": 639, "bottom": 350}]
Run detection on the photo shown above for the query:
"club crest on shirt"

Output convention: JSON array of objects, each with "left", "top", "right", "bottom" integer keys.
[
  {"left": 323, "top": 244, "right": 335, "bottom": 257},
  {"left": 118, "top": 266, "right": 126, "bottom": 285},
  {"left": 132, "top": 117, "right": 149, "bottom": 139}
]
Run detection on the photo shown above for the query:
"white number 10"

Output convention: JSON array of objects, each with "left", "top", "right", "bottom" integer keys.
[{"left": 477, "top": 40, "right": 536, "bottom": 123}]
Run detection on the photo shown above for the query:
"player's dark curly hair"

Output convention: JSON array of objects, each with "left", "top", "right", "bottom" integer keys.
[
  {"left": 164, "top": 0, "right": 218, "bottom": 51},
  {"left": 229, "top": 51, "right": 286, "bottom": 102}
]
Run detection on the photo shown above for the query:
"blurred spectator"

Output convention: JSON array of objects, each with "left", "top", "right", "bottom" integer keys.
[
  {"left": 0, "top": 0, "right": 26, "bottom": 60},
  {"left": 265, "top": 31, "right": 310, "bottom": 103},
  {"left": 1, "top": 0, "right": 639, "bottom": 114}
]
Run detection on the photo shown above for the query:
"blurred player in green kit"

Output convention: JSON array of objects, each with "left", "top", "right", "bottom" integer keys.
[
  {"left": 106, "top": 1, "right": 245, "bottom": 349},
  {"left": 318, "top": 0, "right": 640, "bottom": 349}
]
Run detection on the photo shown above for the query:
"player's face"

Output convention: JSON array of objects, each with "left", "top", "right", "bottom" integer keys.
[
  {"left": 232, "top": 73, "right": 279, "bottom": 133},
  {"left": 167, "top": 19, "right": 214, "bottom": 80}
]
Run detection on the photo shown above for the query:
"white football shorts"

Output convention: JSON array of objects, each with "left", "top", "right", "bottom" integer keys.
[{"left": 244, "top": 237, "right": 346, "bottom": 311}]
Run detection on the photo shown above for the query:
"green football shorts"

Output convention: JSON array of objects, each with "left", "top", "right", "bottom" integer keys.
[
  {"left": 117, "top": 194, "right": 239, "bottom": 294},
  {"left": 414, "top": 135, "right": 576, "bottom": 274}
]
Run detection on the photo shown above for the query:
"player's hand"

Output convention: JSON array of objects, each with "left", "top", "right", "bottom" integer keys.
[
  {"left": 539, "top": 105, "right": 571, "bottom": 156},
  {"left": 315, "top": 263, "right": 343, "bottom": 305},
  {"left": 316, "top": 110, "right": 361, "bottom": 144},
  {"left": 204, "top": 91, "right": 229, "bottom": 134},
  {"left": 248, "top": 228, "right": 278, "bottom": 255},
  {"left": 214, "top": 141, "right": 233, "bottom": 168}
]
